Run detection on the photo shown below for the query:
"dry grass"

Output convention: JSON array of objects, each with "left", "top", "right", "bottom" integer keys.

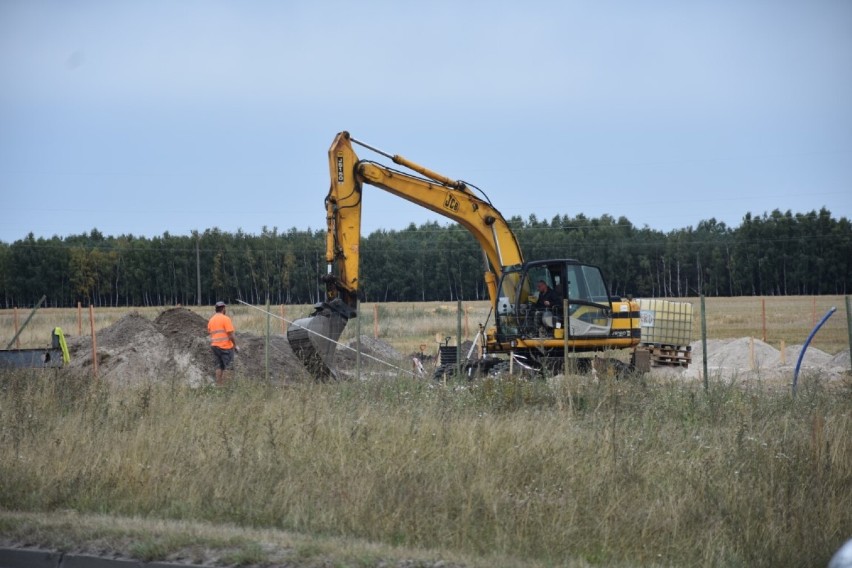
[
  {"left": 1, "top": 368, "right": 851, "bottom": 566},
  {"left": 0, "top": 297, "right": 850, "bottom": 566}
]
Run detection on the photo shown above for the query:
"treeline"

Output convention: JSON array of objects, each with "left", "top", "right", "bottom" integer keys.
[{"left": 0, "top": 207, "right": 849, "bottom": 308}]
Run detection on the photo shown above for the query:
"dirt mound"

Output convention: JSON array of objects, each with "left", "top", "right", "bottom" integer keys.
[
  {"left": 65, "top": 308, "right": 311, "bottom": 386},
  {"left": 330, "top": 335, "right": 431, "bottom": 379},
  {"left": 155, "top": 307, "right": 208, "bottom": 346},
  {"left": 658, "top": 338, "right": 850, "bottom": 382},
  {"left": 831, "top": 350, "right": 851, "bottom": 368},
  {"left": 94, "top": 312, "right": 157, "bottom": 351},
  {"left": 783, "top": 344, "right": 834, "bottom": 367},
  {"left": 232, "top": 334, "right": 308, "bottom": 382},
  {"left": 337, "top": 335, "right": 404, "bottom": 368},
  {"left": 688, "top": 338, "right": 842, "bottom": 371},
  {"left": 347, "top": 335, "right": 402, "bottom": 360},
  {"left": 65, "top": 311, "right": 181, "bottom": 386}
]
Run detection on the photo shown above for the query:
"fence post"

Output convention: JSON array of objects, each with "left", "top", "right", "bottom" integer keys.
[
  {"left": 280, "top": 304, "right": 286, "bottom": 334},
  {"left": 563, "top": 298, "right": 569, "bottom": 376},
  {"left": 77, "top": 302, "right": 82, "bottom": 335},
  {"left": 13, "top": 308, "right": 20, "bottom": 349},
  {"left": 456, "top": 299, "right": 463, "bottom": 378},
  {"left": 701, "top": 294, "right": 708, "bottom": 391},
  {"left": 749, "top": 337, "right": 755, "bottom": 371},
  {"left": 464, "top": 305, "right": 470, "bottom": 338},
  {"left": 846, "top": 296, "right": 852, "bottom": 373},
  {"left": 356, "top": 299, "right": 361, "bottom": 381},
  {"left": 373, "top": 304, "right": 379, "bottom": 339},
  {"left": 761, "top": 298, "right": 766, "bottom": 342},
  {"left": 265, "top": 298, "right": 270, "bottom": 382},
  {"left": 89, "top": 304, "right": 98, "bottom": 378}
]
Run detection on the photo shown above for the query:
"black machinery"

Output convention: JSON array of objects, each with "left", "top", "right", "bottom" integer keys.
[{"left": 0, "top": 295, "right": 69, "bottom": 369}]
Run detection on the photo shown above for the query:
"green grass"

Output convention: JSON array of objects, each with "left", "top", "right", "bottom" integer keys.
[{"left": 1, "top": 369, "right": 850, "bottom": 567}]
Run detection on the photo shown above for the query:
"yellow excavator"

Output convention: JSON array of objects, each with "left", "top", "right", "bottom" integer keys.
[{"left": 287, "top": 131, "right": 642, "bottom": 379}]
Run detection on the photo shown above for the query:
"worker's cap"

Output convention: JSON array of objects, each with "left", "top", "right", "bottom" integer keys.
[{"left": 215, "top": 301, "right": 226, "bottom": 307}]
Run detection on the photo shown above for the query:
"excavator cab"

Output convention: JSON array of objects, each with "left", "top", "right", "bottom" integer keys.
[{"left": 495, "top": 259, "right": 614, "bottom": 343}]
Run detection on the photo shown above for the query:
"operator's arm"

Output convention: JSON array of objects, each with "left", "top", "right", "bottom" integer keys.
[
  {"left": 541, "top": 289, "right": 560, "bottom": 308},
  {"left": 548, "top": 290, "right": 562, "bottom": 310}
]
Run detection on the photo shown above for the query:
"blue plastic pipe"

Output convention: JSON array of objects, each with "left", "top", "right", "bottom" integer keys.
[{"left": 793, "top": 306, "right": 837, "bottom": 396}]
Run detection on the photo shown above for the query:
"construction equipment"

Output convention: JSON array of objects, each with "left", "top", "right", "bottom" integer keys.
[
  {"left": 1, "top": 296, "right": 70, "bottom": 370},
  {"left": 287, "top": 131, "right": 642, "bottom": 379},
  {"left": 0, "top": 327, "right": 69, "bottom": 369}
]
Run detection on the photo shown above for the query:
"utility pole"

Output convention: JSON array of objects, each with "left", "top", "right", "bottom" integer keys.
[{"left": 195, "top": 230, "right": 202, "bottom": 305}]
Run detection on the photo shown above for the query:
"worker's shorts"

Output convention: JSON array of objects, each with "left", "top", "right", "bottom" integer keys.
[{"left": 211, "top": 346, "right": 235, "bottom": 370}]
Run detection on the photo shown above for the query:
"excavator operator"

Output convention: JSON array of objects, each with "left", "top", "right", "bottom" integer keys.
[
  {"left": 535, "top": 280, "right": 561, "bottom": 309},
  {"left": 533, "top": 280, "right": 562, "bottom": 337}
]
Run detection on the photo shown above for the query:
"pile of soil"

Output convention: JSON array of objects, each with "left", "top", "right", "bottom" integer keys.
[
  {"left": 65, "top": 308, "right": 313, "bottom": 386},
  {"left": 62, "top": 309, "right": 413, "bottom": 385},
  {"left": 333, "top": 334, "right": 421, "bottom": 378},
  {"left": 338, "top": 335, "right": 402, "bottom": 365}
]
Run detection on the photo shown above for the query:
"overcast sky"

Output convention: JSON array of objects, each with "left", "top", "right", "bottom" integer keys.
[{"left": 1, "top": 0, "right": 850, "bottom": 243}]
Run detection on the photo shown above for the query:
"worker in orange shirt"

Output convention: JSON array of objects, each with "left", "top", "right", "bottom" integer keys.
[{"left": 208, "top": 301, "right": 238, "bottom": 386}]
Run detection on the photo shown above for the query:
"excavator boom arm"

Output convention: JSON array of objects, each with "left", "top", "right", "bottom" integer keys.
[{"left": 326, "top": 131, "right": 523, "bottom": 310}]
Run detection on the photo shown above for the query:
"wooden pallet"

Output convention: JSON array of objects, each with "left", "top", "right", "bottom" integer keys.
[{"left": 647, "top": 344, "right": 692, "bottom": 367}]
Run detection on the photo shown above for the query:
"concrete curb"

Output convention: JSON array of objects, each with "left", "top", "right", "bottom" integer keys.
[
  {"left": 0, "top": 549, "right": 61, "bottom": 568},
  {"left": 0, "top": 548, "right": 209, "bottom": 568}
]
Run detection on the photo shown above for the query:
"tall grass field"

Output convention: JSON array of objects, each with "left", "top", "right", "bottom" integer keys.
[{"left": 1, "top": 296, "right": 850, "bottom": 567}]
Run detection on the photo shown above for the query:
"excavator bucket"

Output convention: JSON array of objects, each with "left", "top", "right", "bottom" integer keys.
[{"left": 287, "top": 299, "right": 354, "bottom": 381}]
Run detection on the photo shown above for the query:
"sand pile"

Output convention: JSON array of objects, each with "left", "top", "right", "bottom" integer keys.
[{"left": 656, "top": 337, "right": 850, "bottom": 382}]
